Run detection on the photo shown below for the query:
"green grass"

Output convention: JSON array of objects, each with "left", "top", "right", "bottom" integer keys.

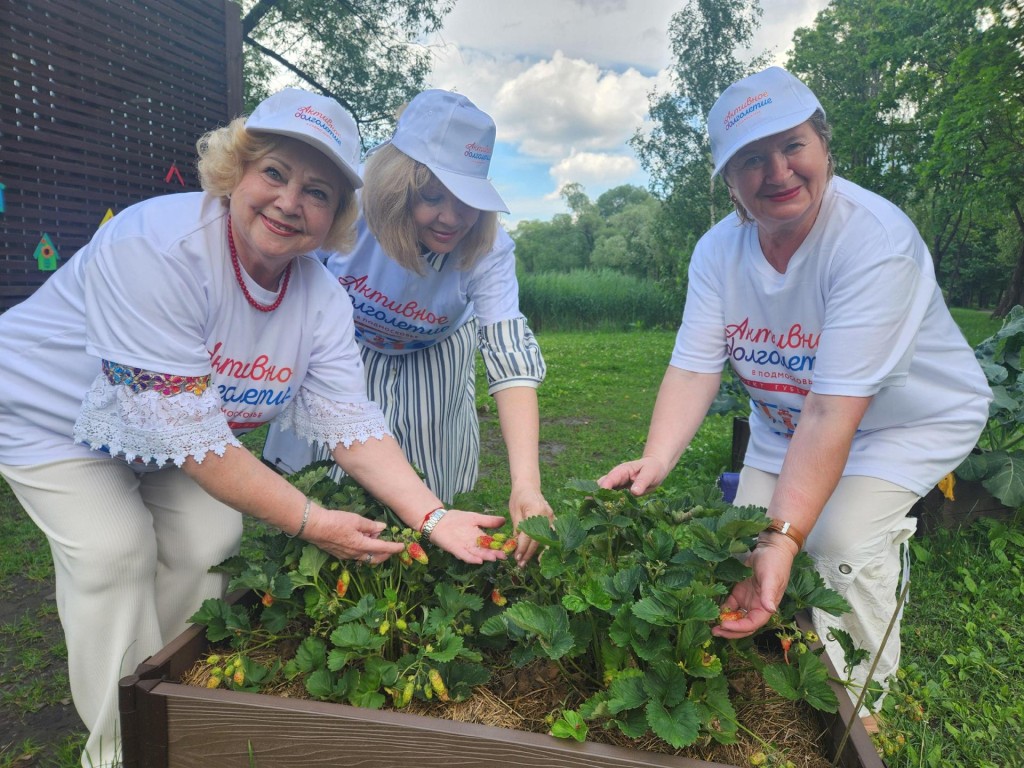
[
  {"left": 0, "top": 326, "right": 1020, "bottom": 767},
  {"left": 949, "top": 306, "right": 1003, "bottom": 347}
]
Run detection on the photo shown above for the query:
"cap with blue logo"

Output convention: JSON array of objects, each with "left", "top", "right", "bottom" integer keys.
[{"left": 390, "top": 89, "right": 508, "bottom": 213}]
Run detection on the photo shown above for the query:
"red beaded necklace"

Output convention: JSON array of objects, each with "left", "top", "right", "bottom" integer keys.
[{"left": 227, "top": 215, "right": 291, "bottom": 312}]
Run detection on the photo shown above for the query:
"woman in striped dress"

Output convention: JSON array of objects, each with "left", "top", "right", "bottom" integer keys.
[{"left": 265, "top": 89, "right": 552, "bottom": 564}]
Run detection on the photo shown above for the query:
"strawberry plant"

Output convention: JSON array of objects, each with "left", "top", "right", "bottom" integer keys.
[{"left": 189, "top": 465, "right": 859, "bottom": 753}]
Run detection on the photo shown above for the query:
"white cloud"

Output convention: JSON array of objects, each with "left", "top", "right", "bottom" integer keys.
[
  {"left": 547, "top": 151, "right": 640, "bottom": 200},
  {"left": 423, "top": 0, "right": 831, "bottom": 223},
  {"left": 491, "top": 51, "right": 654, "bottom": 159}
]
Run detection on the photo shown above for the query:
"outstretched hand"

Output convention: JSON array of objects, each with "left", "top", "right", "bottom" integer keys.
[
  {"left": 711, "top": 538, "right": 797, "bottom": 639},
  {"left": 428, "top": 509, "right": 510, "bottom": 564},
  {"left": 597, "top": 455, "right": 669, "bottom": 496},
  {"left": 303, "top": 506, "right": 406, "bottom": 565},
  {"left": 508, "top": 486, "right": 554, "bottom": 566}
]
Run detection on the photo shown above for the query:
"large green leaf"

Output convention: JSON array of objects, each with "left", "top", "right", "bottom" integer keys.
[
  {"left": 760, "top": 652, "right": 839, "bottom": 713},
  {"left": 645, "top": 698, "right": 701, "bottom": 748},
  {"left": 504, "top": 602, "right": 576, "bottom": 659},
  {"left": 606, "top": 670, "right": 648, "bottom": 714}
]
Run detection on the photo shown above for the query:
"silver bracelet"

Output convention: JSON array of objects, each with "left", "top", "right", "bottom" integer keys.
[
  {"left": 420, "top": 507, "right": 447, "bottom": 543},
  {"left": 285, "top": 497, "right": 312, "bottom": 539}
]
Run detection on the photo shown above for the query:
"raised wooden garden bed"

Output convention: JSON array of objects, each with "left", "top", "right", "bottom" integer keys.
[{"left": 118, "top": 591, "right": 882, "bottom": 768}]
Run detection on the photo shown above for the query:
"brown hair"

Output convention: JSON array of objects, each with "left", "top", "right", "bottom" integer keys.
[
  {"left": 722, "top": 110, "right": 834, "bottom": 225},
  {"left": 361, "top": 143, "right": 497, "bottom": 273},
  {"left": 196, "top": 117, "right": 359, "bottom": 252}
]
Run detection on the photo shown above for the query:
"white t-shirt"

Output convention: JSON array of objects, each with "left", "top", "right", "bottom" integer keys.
[
  {"left": 672, "top": 176, "right": 992, "bottom": 496},
  {"left": 325, "top": 220, "right": 525, "bottom": 354},
  {"left": 0, "top": 192, "right": 385, "bottom": 467}
]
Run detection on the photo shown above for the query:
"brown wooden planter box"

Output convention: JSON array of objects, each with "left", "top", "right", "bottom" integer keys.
[{"left": 118, "top": 590, "right": 883, "bottom": 768}]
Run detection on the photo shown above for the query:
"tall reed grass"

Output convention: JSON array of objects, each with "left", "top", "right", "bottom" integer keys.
[{"left": 518, "top": 269, "right": 680, "bottom": 332}]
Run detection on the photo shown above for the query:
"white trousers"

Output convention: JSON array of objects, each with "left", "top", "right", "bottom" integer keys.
[
  {"left": 734, "top": 468, "right": 918, "bottom": 714},
  {"left": 0, "top": 458, "right": 242, "bottom": 768}
]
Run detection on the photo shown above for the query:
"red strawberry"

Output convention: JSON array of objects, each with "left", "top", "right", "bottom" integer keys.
[
  {"left": 408, "top": 542, "right": 429, "bottom": 565},
  {"left": 336, "top": 570, "right": 351, "bottom": 598},
  {"left": 491, "top": 589, "right": 507, "bottom": 607},
  {"left": 780, "top": 636, "right": 793, "bottom": 665}
]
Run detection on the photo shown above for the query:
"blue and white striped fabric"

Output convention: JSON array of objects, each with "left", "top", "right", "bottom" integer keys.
[{"left": 305, "top": 316, "right": 545, "bottom": 503}]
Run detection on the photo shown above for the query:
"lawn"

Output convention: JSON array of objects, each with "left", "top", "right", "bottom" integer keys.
[{"left": 0, "top": 310, "right": 1019, "bottom": 767}]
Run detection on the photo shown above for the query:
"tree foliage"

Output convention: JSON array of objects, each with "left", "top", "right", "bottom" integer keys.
[
  {"left": 237, "top": 0, "right": 455, "bottom": 142},
  {"left": 512, "top": 184, "right": 684, "bottom": 287}
]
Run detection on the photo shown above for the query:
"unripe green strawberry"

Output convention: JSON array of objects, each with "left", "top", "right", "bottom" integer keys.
[
  {"left": 379, "top": 620, "right": 390, "bottom": 635},
  {"left": 400, "top": 679, "right": 414, "bottom": 708},
  {"left": 399, "top": 549, "right": 413, "bottom": 567},
  {"left": 428, "top": 668, "right": 450, "bottom": 702},
  {"left": 492, "top": 533, "right": 507, "bottom": 543},
  {"left": 408, "top": 542, "right": 428, "bottom": 565},
  {"left": 395, "top": 618, "right": 408, "bottom": 631},
  {"left": 488, "top": 538, "right": 503, "bottom": 550},
  {"left": 206, "top": 675, "right": 222, "bottom": 689},
  {"left": 224, "top": 663, "right": 235, "bottom": 677},
  {"left": 206, "top": 654, "right": 221, "bottom": 665}
]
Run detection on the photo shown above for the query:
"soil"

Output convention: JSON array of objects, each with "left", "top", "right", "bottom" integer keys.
[{"left": 0, "top": 573, "right": 85, "bottom": 763}]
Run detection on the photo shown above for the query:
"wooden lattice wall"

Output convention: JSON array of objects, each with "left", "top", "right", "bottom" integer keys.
[{"left": 0, "top": 0, "right": 243, "bottom": 312}]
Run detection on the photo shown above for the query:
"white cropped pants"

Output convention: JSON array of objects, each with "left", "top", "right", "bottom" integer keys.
[
  {"left": 0, "top": 458, "right": 242, "bottom": 768},
  {"left": 734, "top": 468, "right": 918, "bottom": 714}
]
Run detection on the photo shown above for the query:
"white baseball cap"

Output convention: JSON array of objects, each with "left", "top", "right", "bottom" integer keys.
[
  {"left": 246, "top": 88, "right": 363, "bottom": 189},
  {"left": 390, "top": 89, "right": 509, "bottom": 213},
  {"left": 708, "top": 67, "right": 824, "bottom": 178}
]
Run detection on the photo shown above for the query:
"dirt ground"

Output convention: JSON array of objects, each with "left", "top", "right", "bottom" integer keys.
[{"left": 0, "top": 572, "right": 85, "bottom": 763}]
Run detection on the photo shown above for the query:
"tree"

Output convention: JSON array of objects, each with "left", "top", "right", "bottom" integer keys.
[
  {"left": 632, "top": 0, "right": 768, "bottom": 225},
  {"left": 511, "top": 216, "right": 590, "bottom": 274},
  {"left": 238, "top": 0, "right": 455, "bottom": 142},
  {"left": 787, "top": 0, "right": 1023, "bottom": 313},
  {"left": 924, "top": 0, "right": 1024, "bottom": 315}
]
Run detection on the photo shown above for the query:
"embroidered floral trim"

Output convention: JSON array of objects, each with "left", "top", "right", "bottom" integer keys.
[
  {"left": 74, "top": 373, "right": 240, "bottom": 467},
  {"left": 274, "top": 388, "right": 391, "bottom": 450},
  {"left": 102, "top": 360, "right": 210, "bottom": 396}
]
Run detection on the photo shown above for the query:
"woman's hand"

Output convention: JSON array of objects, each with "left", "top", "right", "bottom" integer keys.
[
  {"left": 427, "top": 509, "right": 509, "bottom": 564},
  {"left": 597, "top": 455, "right": 669, "bottom": 495},
  {"left": 508, "top": 485, "right": 554, "bottom": 566},
  {"left": 302, "top": 504, "right": 406, "bottom": 565},
  {"left": 711, "top": 536, "right": 798, "bottom": 639}
]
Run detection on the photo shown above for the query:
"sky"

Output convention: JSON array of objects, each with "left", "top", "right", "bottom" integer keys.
[{"left": 420, "top": 0, "right": 830, "bottom": 225}]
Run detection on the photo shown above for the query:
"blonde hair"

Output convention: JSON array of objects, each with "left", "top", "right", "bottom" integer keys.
[
  {"left": 722, "top": 110, "right": 834, "bottom": 225},
  {"left": 196, "top": 117, "right": 359, "bottom": 252},
  {"left": 362, "top": 143, "right": 497, "bottom": 274}
]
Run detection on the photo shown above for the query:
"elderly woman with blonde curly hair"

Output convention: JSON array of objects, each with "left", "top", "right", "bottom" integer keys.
[{"left": 0, "top": 87, "right": 507, "bottom": 768}]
